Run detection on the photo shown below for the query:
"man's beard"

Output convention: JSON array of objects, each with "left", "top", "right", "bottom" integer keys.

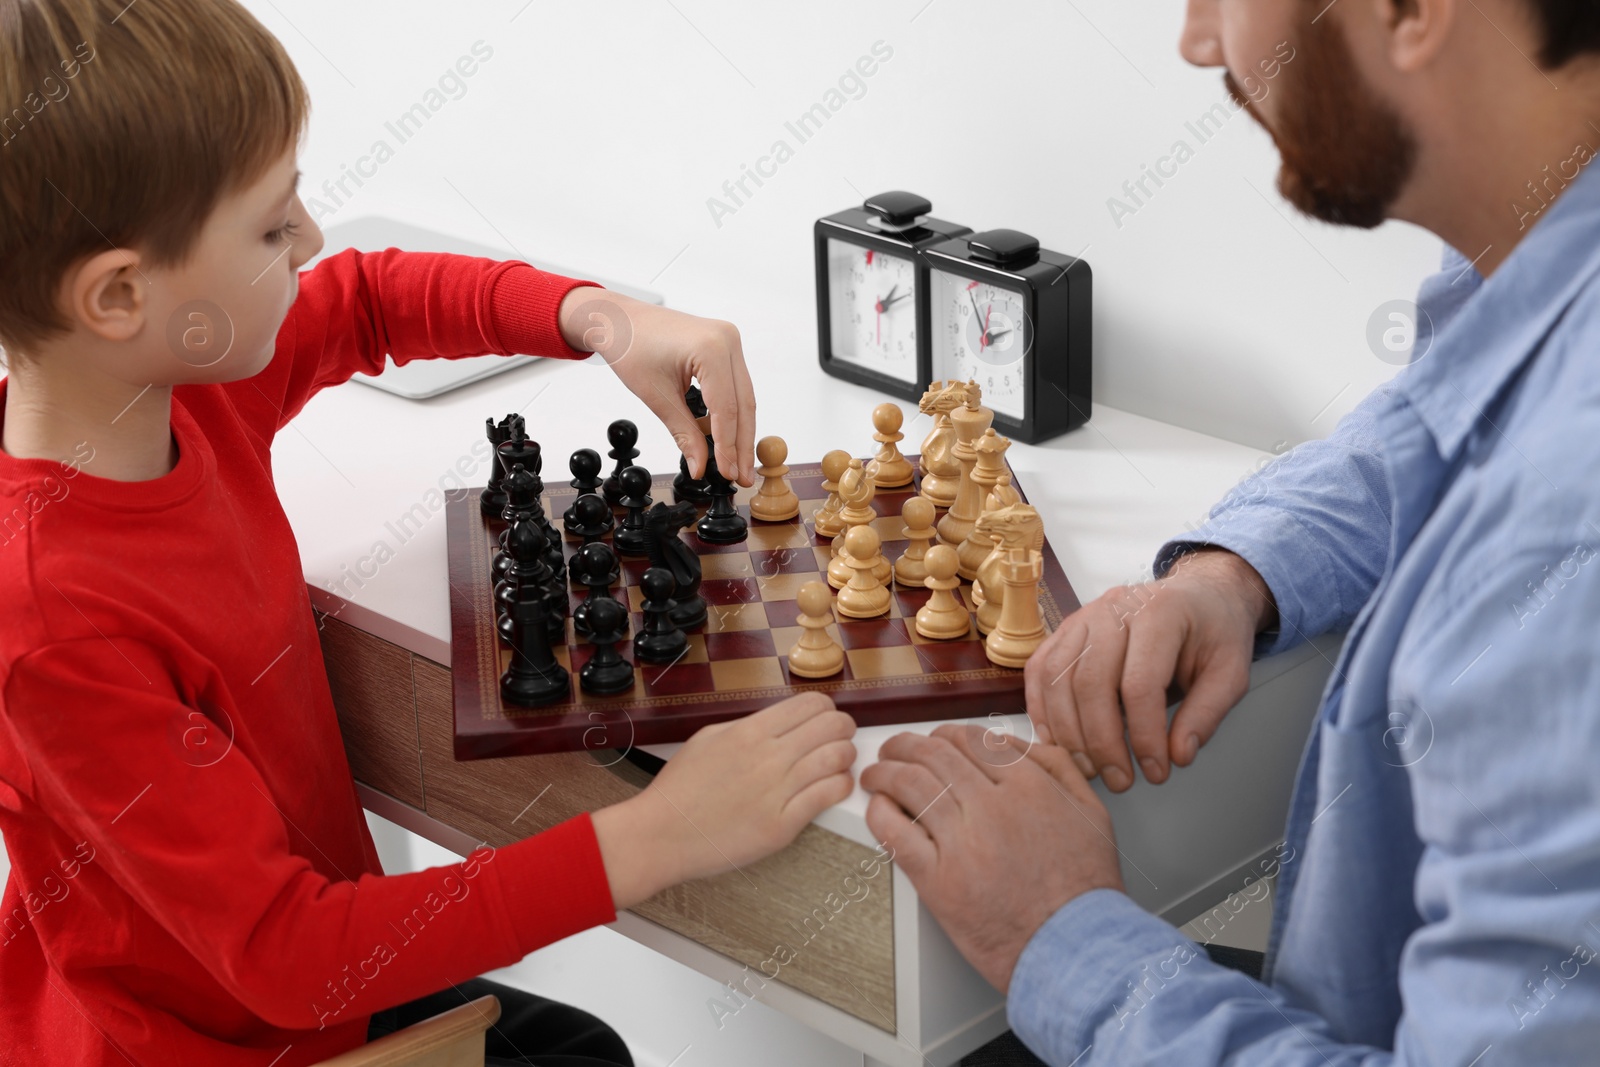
[{"left": 1227, "top": 17, "right": 1417, "bottom": 228}]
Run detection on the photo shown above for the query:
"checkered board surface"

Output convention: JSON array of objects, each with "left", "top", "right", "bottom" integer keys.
[{"left": 446, "top": 456, "right": 1081, "bottom": 760}]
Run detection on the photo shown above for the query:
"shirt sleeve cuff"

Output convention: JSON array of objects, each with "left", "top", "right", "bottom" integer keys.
[
  {"left": 484, "top": 262, "right": 602, "bottom": 361},
  {"left": 1152, "top": 505, "right": 1343, "bottom": 658},
  {"left": 1007, "top": 888, "right": 1198, "bottom": 1060},
  {"left": 488, "top": 813, "right": 618, "bottom": 957}
]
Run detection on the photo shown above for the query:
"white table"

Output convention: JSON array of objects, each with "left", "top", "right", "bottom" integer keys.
[{"left": 273, "top": 227, "right": 1337, "bottom": 1066}]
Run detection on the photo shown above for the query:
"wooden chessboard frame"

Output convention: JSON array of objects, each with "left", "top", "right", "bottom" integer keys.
[{"left": 447, "top": 456, "right": 1080, "bottom": 760}]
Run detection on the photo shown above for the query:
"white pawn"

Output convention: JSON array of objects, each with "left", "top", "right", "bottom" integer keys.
[
  {"left": 788, "top": 580, "right": 845, "bottom": 678},
  {"left": 750, "top": 436, "right": 799, "bottom": 521},
  {"left": 894, "top": 496, "right": 937, "bottom": 588},
  {"left": 915, "top": 545, "right": 970, "bottom": 640},
  {"left": 865, "top": 402, "right": 914, "bottom": 488},
  {"left": 837, "top": 526, "right": 891, "bottom": 619}
]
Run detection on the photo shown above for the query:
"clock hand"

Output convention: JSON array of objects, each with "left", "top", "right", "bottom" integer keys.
[{"left": 980, "top": 304, "right": 993, "bottom": 353}]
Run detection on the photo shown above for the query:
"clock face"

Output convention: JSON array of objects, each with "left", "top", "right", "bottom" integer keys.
[
  {"left": 826, "top": 238, "right": 919, "bottom": 385},
  {"left": 930, "top": 269, "right": 1030, "bottom": 421}
]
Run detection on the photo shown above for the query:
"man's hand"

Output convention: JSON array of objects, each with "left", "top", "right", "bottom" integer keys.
[
  {"left": 559, "top": 287, "right": 757, "bottom": 486},
  {"left": 591, "top": 693, "right": 855, "bottom": 910},
  {"left": 1023, "top": 548, "right": 1277, "bottom": 792},
  {"left": 862, "top": 724, "right": 1124, "bottom": 993}
]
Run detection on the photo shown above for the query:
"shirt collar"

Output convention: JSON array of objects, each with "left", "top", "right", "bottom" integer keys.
[{"left": 1397, "top": 159, "right": 1600, "bottom": 458}]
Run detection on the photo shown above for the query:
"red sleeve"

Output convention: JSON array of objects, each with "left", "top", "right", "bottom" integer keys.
[
  {"left": 233, "top": 248, "right": 600, "bottom": 437},
  {"left": 1, "top": 639, "right": 616, "bottom": 1030}
]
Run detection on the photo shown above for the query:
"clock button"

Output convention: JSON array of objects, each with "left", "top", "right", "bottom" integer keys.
[
  {"left": 863, "top": 190, "right": 933, "bottom": 227},
  {"left": 967, "top": 228, "right": 1041, "bottom": 265}
]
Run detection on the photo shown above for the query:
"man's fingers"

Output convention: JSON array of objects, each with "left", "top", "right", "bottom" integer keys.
[
  {"left": 1071, "top": 617, "right": 1135, "bottom": 790},
  {"left": 1025, "top": 626, "right": 1089, "bottom": 771},
  {"left": 864, "top": 793, "right": 935, "bottom": 881},
  {"left": 1119, "top": 618, "right": 1185, "bottom": 784},
  {"left": 860, "top": 758, "right": 959, "bottom": 830},
  {"left": 878, "top": 731, "right": 994, "bottom": 793},
  {"left": 930, "top": 723, "right": 1022, "bottom": 784},
  {"left": 1167, "top": 654, "right": 1250, "bottom": 766}
]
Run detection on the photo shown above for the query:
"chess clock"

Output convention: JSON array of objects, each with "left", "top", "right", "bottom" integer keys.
[
  {"left": 815, "top": 191, "right": 972, "bottom": 402},
  {"left": 923, "top": 228, "right": 1092, "bottom": 444}
]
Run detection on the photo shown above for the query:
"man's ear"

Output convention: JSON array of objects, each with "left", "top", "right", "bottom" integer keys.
[
  {"left": 1387, "top": 0, "right": 1458, "bottom": 73},
  {"left": 63, "top": 248, "right": 146, "bottom": 343}
]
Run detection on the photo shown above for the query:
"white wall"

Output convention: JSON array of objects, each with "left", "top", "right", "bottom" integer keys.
[{"left": 245, "top": 0, "right": 1441, "bottom": 452}]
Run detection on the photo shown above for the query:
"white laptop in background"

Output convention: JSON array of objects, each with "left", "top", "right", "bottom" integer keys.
[{"left": 308, "top": 217, "right": 664, "bottom": 401}]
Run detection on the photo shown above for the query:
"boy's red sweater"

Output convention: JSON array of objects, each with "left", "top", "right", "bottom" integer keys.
[{"left": 0, "top": 249, "right": 617, "bottom": 1065}]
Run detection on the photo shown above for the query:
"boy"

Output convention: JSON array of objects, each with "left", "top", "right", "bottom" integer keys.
[{"left": 0, "top": 2, "right": 857, "bottom": 1065}]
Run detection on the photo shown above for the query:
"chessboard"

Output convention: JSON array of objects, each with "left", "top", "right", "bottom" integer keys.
[{"left": 447, "top": 456, "right": 1081, "bottom": 760}]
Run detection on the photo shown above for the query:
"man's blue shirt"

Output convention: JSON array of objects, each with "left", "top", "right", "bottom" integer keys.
[{"left": 1008, "top": 164, "right": 1600, "bottom": 1063}]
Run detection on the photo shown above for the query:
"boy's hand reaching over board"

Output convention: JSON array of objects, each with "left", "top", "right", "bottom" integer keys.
[
  {"left": 591, "top": 694, "right": 857, "bottom": 910},
  {"left": 559, "top": 287, "right": 758, "bottom": 486}
]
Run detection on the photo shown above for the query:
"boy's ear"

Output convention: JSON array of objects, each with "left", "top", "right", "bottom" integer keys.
[{"left": 64, "top": 248, "right": 147, "bottom": 342}]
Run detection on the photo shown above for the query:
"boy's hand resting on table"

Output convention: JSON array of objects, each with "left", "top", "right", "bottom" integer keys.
[
  {"left": 1022, "top": 548, "right": 1278, "bottom": 792},
  {"left": 591, "top": 693, "right": 856, "bottom": 910},
  {"left": 559, "top": 287, "right": 757, "bottom": 487}
]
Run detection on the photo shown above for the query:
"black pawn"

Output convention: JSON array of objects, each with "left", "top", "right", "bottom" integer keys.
[
  {"left": 498, "top": 517, "right": 570, "bottom": 707},
  {"left": 602, "top": 420, "right": 640, "bottom": 507},
  {"left": 493, "top": 463, "right": 540, "bottom": 584},
  {"left": 579, "top": 597, "right": 635, "bottom": 696},
  {"left": 696, "top": 453, "right": 747, "bottom": 545},
  {"left": 673, "top": 386, "right": 712, "bottom": 506},
  {"left": 571, "top": 541, "right": 621, "bottom": 637},
  {"left": 634, "top": 567, "right": 688, "bottom": 665},
  {"left": 495, "top": 466, "right": 566, "bottom": 644},
  {"left": 480, "top": 413, "right": 523, "bottom": 518},
  {"left": 569, "top": 448, "right": 603, "bottom": 495},
  {"left": 614, "top": 465, "right": 654, "bottom": 557},
  {"left": 496, "top": 432, "right": 563, "bottom": 583},
  {"left": 564, "top": 491, "right": 614, "bottom": 544}
]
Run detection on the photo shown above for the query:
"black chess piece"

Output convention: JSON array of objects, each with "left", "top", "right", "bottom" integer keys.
[
  {"left": 601, "top": 420, "right": 639, "bottom": 507},
  {"left": 480, "top": 413, "right": 523, "bottom": 518},
  {"left": 569, "top": 448, "right": 603, "bottom": 495},
  {"left": 579, "top": 597, "right": 635, "bottom": 696},
  {"left": 495, "top": 465, "right": 566, "bottom": 644},
  {"left": 695, "top": 452, "right": 747, "bottom": 545},
  {"left": 642, "top": 501, "right": 707, "bottom": 630},
  {"left": 563, "top": 491, "right": 614, "bottom": 545},
  {"left": 673, "top": 386, "right": 712, "bottom": 506},
  {"left": 493, "top": 462, "right": 540, "bottom": 584},
  {"left": 495, "top": 431, "right": 564, "bottom": 583},
  {"left": 613, "top": 465, "right": 654, "bottom": 557},
  {"left": 571, "top": 541, "right": 621, "bottom": 637},
  {"left": 498, "top": 516, "right": 570, "bottom": 708},
  {"left": 633, "top": 567, "right": 688, "bottom": 664}
]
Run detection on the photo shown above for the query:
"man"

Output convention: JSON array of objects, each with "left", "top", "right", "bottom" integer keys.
[{"left": 864, "top": 0, "right": 1600, "bottom": 1063}]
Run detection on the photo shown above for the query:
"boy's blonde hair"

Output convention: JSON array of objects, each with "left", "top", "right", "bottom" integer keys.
[{"left": 0, "top": 0, "right": 309, "bottom": 355}]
